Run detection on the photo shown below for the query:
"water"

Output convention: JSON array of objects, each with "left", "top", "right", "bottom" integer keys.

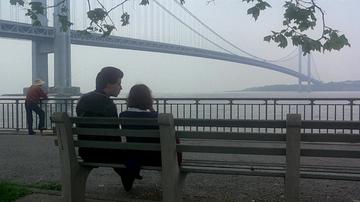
[{"left": 153, "top": 91, "right": 360, "bottom": 99}]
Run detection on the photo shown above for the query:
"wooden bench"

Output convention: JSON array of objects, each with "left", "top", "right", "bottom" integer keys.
[{"left": 51, "top": 112, "right": 360, "bottom": 202}]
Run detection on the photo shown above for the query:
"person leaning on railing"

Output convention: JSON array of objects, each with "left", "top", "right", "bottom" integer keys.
[{"left": 25, "top": 79, "right": 48, "bottom": 135}]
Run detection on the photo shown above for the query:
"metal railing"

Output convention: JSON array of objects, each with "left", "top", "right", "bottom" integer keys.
[{"left": 1, "top": 97, "right": 359, "bottom": 133}]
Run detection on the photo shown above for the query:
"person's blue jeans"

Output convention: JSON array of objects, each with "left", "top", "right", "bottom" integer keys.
[{"left": 25, "top": 101, "right": 45, "bottom": 134}]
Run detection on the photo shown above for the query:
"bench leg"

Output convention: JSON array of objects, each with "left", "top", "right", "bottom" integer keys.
[
  {"left": 62, "top": 166, "right": 92, "bottom": 202},
  {"left": 179, "top": 172, "right": 187, "bottom": 189}
]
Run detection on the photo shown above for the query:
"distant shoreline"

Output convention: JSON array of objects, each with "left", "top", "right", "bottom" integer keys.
[{"left": 241, "top": 80, "right": 360, "bottom": 92}]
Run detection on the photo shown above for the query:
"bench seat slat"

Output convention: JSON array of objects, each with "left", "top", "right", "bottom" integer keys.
[
  {"left": 70, "top": 117, "right": 158, "bottom": 125},
  {"left": 302, "top": 133, "right": 360, "bottom": 143},
  {"left": 180, "top": 166, "right": 285, "bottom": 177},
  {"left": 74, "top": 128, "right": 160, "bottom": 137},
  {"left": 300, "top": 172, "right": 360, "bottom": 181},
  {"left": 174, "top": 119, "right": 286, "bottom": 128},
  {"left": 80, "top": 162, "right": 161, "bottom": 171},
  {"left": 180, "top": 166, "right": 360, "bottom": 181},
  {"left": 75, "top": 140, "right": 161, "bottom": 151},
  {"left": 182, "top": 160, "right": 360, "bottom": 177},
  {"left": 182, "top": 162, "right": 285, "bottom": 172},
  {"left": 183, "top": 159, "right": 360, "bottom": 173},
  {"left": 177, "top": 145, "right": 285, "bottom": 155},
  {"left": 301, "top": 149, "right": 360, "bottom": 158},
  {"left": 302, "top": 120, "right": 360, "bottom": 129},
  {"left": 176, "top": 131, "right": 285, "bottom": 141}
]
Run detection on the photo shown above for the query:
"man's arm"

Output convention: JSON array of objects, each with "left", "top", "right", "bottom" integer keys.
[{"left": 40, "top": 89, "right": 48, "bottom": 99}]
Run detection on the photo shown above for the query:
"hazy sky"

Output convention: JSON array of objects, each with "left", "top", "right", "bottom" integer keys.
[{"left": 0, "top": 0, "right": 359, "bottom": 96}]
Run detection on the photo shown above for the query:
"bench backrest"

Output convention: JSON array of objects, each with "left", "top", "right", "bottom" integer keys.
[
  {"left": 173, "top": 118, "right": 360, "bottom": 158},
  {"left": 51, "top": 113, "right": 181, "bottom": 175}
]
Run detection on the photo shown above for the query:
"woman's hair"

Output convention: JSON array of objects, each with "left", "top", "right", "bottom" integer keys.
[{"left": 127, "top": 84, "right": 154, "bottom": 110}]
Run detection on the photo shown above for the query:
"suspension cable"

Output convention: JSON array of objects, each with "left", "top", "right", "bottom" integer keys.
[
  {"left": 153, "top": 0, "right": 236, "bottom": 55},
  {"left": 172, "top": 0, "right": 299, "bottom": 63}
]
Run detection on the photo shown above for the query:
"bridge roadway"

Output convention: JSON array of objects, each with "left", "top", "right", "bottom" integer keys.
[{"left": 0, "top": 20, "right": 321, "bottom": 84}]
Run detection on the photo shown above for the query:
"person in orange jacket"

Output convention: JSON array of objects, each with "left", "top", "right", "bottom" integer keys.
[{"left": 25, "top": 79, "right": 48, "bottom": 135}]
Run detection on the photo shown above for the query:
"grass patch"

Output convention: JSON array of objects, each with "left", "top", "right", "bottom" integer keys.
[
  {"left": 0, "top": 181, "right": 32, "bottom": 202},
  {"left": 0, "top": 181, "right": 62, "bottom": 202},
  {"left": 28, "top": 181, "right": 61, "bottom": 191}
]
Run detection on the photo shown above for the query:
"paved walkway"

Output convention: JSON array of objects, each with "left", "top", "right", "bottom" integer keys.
[
  {"left": 1, "top": 133, "right": 360, "bottom": 201},
  {"left": 16, "top": 192, "right": 157, "bottom": 202}
]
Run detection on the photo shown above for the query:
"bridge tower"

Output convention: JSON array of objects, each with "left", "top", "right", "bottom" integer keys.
[
  {"left": 51, "top": 0, "right": 79, "bottom": 95},
  {"left": 297, "top": 47, "right": 313, "bottom": 91},
  {"left": 31, "top": 0, "right": 49, "bottom": 89},
  {"left": 25, "top": 0, "right": 79, "bottom": 95}
]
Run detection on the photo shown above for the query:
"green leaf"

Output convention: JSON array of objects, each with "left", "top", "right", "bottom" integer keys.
[
  {"left": 283, "top": 2, "right": 317, "bottom": 32},
  {"left": 284, "top": 30, "right": 293, "bottom": 37},
  {"left": 32, "top": 20, "right": 41, "bottom": 26},
  {"left": 139, "top": 0, "right": 149, "bottom": 6},
  {"left": 290, "top": 35, "right": 303, "bottom": 47},
  {"left": 274, "top": 34, "right": 287, "bottom": 48},
  {"left": 29, "top": 2, "right": 44, "bottom": 15},
  {"left": 247, "top": 7, "right": 260, "bottom": 20},
  {"left": 25, "top": 9, "right": 38, "bottom": 21},
  {"left": 244, "top": 0, "right": 271, "bottom": 21},
  {"left": 77, "top": 30, "right": 91, "bottom": 35},
  {"left": 102, "top": 24, "right": 115, "bottom": 37},
  {"left": 58, "top": 14, "right": 73, "bottom": 32},
  {"left": 121, "top": 12, "right": 130, "bottom": 26},
  {"left": 9, "top": 0, "right": 24, "bottom": 6},
  {"left": 322, "top": 30, "right": 351, "bottom": 52},
  {"left": 263, "top": 35, "right": 272, "bottom": 42},
  {"left": 87, "top": 8, "right": 107, "bottom": 24}
]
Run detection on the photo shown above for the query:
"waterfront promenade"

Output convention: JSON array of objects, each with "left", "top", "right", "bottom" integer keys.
[{"left": 2, "top": 133, "right": 360, "bottom": 201}]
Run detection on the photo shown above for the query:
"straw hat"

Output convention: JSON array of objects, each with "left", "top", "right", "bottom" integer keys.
[{"left": 33, "top": 79, "right": 45, "bottom": 86}]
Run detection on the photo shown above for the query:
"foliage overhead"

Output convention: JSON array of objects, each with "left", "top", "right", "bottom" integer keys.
[{"left": 9, "top": 0, "right": 350, "bottom": 55}]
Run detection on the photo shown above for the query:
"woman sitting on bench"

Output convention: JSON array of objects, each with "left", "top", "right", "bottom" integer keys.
[{"left": 120, "top": 84, "right": 182, "bottom": 191}]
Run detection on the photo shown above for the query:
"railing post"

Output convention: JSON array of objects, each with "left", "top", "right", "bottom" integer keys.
[
  {"left": 163, "top": 99, "right": 167, "bottom": 113},
  {"left": 15, "top": 99, "right": 19, "bottom": 133},
  {"left": 350, "top": 99, "right": 354, "bottom": 121},
  {"left": 195, "top": 99, "right": 199, "bottom": 131},
  {"left": 229, "top": 99, "right": 233, "bottom": 120},
  {"left": 285, "top": 114, "right": 301, "bottom": 202}
]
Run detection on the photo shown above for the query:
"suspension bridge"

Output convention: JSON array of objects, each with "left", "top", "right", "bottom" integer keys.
[{"left": 0, "top": 0, "right": 321, "bottom": 95}]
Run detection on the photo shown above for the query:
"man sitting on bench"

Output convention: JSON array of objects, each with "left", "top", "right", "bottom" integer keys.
[{"left": 76, "top": 66, "right": 139, "bottom": 191}]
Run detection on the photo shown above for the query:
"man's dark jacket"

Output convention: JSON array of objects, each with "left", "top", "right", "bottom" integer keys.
[{"left": 76, "top": 90, "right": 123, "bottom": 163}]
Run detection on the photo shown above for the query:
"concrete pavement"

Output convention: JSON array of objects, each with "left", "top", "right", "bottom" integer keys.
[{"left": 2, "top": 133, "right": 360, "bottom": 201}]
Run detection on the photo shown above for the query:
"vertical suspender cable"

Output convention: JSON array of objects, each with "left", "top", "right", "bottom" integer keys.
[
  {"left": 0, "top": 1, "right": 2, "bottom": 20},
  {"left": 150, "top": 1, "right": 153, "bottom": 41},
  {"left": 83, "top": 0, "right": 87, "bottom": 29}
]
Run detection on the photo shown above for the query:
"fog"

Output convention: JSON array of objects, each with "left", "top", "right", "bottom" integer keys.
[{"left": 0, "top": 0, "right": 359, "bottom": 96}]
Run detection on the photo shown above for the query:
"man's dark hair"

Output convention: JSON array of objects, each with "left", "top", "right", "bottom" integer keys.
[
  {"left": 96, "top": 66, "right": 124, "bottom": 91},
  {"left": 127, "top": 84, "right": 153, "bottom": 110}
]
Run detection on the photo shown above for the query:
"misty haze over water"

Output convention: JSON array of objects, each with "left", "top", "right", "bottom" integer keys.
[
  {"left": 151, "top": 91, "right": 360, "bottom": 99},
  {"left": 2, "top": 91, "right": 360, "bottom": 99}
]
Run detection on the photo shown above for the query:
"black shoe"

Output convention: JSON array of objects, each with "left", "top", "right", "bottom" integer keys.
[
  {"left": 135, "top": 174, "right": 143, "bottom": 180},
  {"left": 119, "top": 169, "right": 136, "bottom": 192},
  {"left": 29, "top": 131, "right": 36, "bottom": 135}
]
